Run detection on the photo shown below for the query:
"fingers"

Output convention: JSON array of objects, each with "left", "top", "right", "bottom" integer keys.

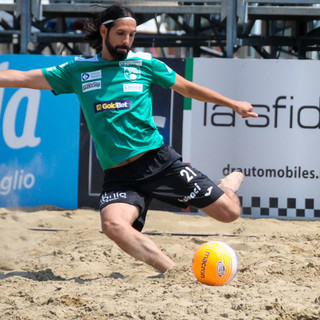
[
  {"left": 238, "top": 102, "right": 258, "bottom": 118},
  {"left": 242, "top": 111, "right": 259, "bottom": 119},
  {"left": 233, "top": 101, "right": 258, "bottom": 118}
]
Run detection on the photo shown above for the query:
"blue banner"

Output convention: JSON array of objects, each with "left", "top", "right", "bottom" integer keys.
[{"left": 0, "top": 55, "right": 80, "bottom": 208}]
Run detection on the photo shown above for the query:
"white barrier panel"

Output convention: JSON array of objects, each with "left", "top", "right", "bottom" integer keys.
[{"left": 184, "top": 58, "right": 320, "bottom": 220}]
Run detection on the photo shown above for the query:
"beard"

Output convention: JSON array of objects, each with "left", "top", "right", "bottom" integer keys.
[{"left": 105, "top": 35, "right": 130, "bottom": 61}]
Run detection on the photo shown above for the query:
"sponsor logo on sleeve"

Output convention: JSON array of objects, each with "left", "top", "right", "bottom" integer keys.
[
  {"left": 46, "top": 66, "right": 56, "bottom": 72},
  {"left": 166, "top": 65, "right": 173, "bottom": 73},
  {"left": 59, "top": 62, "right": 68, "bottom": 68},
  {"left": 94, "top": 100, "right": 131, "bottom": 113},
  {"left": 82, "top": 80, "right": 101, "bottom": 92}
]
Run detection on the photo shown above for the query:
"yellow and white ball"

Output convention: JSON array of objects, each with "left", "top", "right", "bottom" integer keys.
[{"left": 192, "top": 241, "right": 238, "bottom": 286}]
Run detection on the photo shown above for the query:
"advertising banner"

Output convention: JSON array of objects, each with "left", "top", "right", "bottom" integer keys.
[
  {"left": 0, "top": 55, "right": 80, "bottom": 208},
  {"left": 185, "top": 58, "right": 320, "bottom": 220}
]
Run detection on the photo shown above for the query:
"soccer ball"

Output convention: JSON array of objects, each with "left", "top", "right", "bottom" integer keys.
[{"left": 192, "top": 241, "right": 238, "bottom": 286}]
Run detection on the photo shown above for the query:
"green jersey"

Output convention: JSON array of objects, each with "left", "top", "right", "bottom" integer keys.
[{"left": 42, "top": 51, "right": 176, "bottom": 170}]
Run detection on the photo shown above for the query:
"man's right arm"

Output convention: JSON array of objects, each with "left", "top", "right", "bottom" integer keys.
[{"left": 0, "top": 69, "right": 52, "bottom": 90}]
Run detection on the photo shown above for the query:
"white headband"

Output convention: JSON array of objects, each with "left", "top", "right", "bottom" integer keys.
[{"left": 102, "top": 17, "right": 136, "bottom": 25}]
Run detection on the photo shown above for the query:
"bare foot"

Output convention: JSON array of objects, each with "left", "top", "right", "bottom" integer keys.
[{"left": 218, "top": 171, "right": 244, "bottom": 193}]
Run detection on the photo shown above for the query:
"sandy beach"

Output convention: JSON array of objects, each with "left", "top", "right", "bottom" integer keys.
[{"left": 0, "top": 206, "right": 319, "bottom": 319}]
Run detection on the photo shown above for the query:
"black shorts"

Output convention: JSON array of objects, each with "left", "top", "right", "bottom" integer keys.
[{"left": 99, "top": 144, "right": 224, "bottom": 231}]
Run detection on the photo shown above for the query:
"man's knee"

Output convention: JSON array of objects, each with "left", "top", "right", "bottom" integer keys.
[
  {"left": 100, "top": 203, "right": 139, "bottom": 241},
  {"left": 202, "top": 194, "right": 241, "bottom": 223},
  {"left": 101, "top": 218, "right": 116, "bottom": 238},
  {"left": 101, "top": 217, "right": 128, "bottom": 241}
]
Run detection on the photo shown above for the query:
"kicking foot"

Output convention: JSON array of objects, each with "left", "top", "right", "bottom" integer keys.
[{"left": 218, "top": 171, "right": 244, "bottom": 193}]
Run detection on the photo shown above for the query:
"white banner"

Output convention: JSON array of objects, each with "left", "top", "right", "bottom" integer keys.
[{"left": 184, "top": 58, "right": 320, "bottom": 220}]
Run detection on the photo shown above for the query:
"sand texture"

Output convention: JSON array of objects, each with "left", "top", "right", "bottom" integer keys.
[{"left": 0, "top": 207, "right": 319, "bottom": 320}]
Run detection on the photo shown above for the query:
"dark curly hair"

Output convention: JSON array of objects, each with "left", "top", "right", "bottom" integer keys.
[{"left": 84, "top": 4, "right": 135, "bottom": 52}]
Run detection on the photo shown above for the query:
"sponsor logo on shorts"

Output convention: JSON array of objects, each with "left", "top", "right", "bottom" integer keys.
[
  {"left": 100, "top": 192, "right": 127, "bottom": 206},
  {"left": 94, "top": 100, "right": 131, "bottom": 113},
  {"left": 205, "top": 186, "right": 213, "bottom": 196},
  {"left": 178, "top": 183, "right": 201, "bottom": 203},
  {"left": 82, "top": 80, "right": 101, "bottom": 92},
  {"left": 123, "top": 83, "right": 143, "bottom": 92},
  {"left": 81, "top": 70, "right": 102, "bottom": 82}
]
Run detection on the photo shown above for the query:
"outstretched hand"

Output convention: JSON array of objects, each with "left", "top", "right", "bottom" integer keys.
[{"left": 235, "top": 101, "right": 259, "bottom": 119}]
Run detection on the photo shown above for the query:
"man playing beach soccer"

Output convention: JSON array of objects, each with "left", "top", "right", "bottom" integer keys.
[{"left": 0, "top": 4, "right": 258, "bottom": 272}]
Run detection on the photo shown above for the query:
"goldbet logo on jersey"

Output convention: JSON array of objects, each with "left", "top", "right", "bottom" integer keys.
[{"left": 94, "top": 100, "right": 131, "bottom": 113}]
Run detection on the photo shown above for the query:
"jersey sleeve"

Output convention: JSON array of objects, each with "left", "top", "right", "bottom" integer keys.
[
  {"left": 151, "top": 58, "right": 176, "bottom": 89},
  {"left": 41, "top": 61, "right": 75, "bottom": 95}
]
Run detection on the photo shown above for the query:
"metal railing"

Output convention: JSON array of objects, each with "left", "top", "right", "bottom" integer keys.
[{"left": 1, "top": 0, "right": 320, "bottom": 57}]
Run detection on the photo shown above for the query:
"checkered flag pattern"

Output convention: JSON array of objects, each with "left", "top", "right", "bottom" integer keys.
[{"left": 240, "top": 196, "right": 320, "bottom": 220}]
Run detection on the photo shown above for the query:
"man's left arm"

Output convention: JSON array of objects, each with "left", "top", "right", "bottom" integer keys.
[{"left": 171, "top": 73, "right": 258, "bottom": 119}]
